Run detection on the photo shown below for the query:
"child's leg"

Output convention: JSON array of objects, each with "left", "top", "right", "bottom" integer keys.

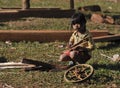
[
  {"left": 76, "top": 51, "right": 91, "bottom": 64},
  {"left": 68, "top": 50, "right": 78, "bottom": 66},
  {"left": 58, "top": 54, "right": 71, "bottom": 61},
  {"left": 69, "top": 50, "right": 78, "bottom": 60}
]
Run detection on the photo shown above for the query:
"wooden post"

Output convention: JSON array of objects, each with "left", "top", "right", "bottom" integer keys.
[
  {"left": 22, "top": 0, "right": 30, "bottom": 9},
  {"left": 70, "top": 0, "right": 74, "bottom": 9}
]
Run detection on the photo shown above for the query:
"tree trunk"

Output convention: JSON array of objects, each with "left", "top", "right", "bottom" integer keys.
[{"left": 22, "top": 0, "right": 30, "bottom": 9}]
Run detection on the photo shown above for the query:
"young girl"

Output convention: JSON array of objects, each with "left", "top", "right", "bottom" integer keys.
[{"left": 58, "top": 12, "right": 95, "bottom": 67}]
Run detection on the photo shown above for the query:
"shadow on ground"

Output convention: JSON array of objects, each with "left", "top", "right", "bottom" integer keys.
[
  {"left": 92, "top": 62, "right": 120, "bottom": 71},
  {"left": 97, "top": 41, "right": 120, "bottom": 50},
  {"left": 0, "top": 56, "right": 7, "bottom": 63}
]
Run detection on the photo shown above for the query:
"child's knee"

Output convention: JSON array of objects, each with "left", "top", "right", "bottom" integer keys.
[
  {"left": 70, "top": 51, "right": 78, "bottom": 59},
  {"left": 58, "top": 54, "right": 71, "bottom": 61}
]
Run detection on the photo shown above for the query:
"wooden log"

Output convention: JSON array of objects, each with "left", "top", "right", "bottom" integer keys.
[
  {"left": 0, "top": 9, "right": 75, "bottom": 20},
  {"left": 0, "top": 30, "right": 109, "bottom": 42},
  {"left": 78, "top": 5, "right": 101, "bottom": 12},
  {"left": 93, "top": 34, "right": 120, "bottom": 42},
  {"left": 22, "top": 58, "right": 73, "bottom": 71},
  {"left": 22, "top": 58, "right": 55, "bottom": 71},
  {"left": 91, "top": 30, "right": 109, "bottom": 37},
  {"left": 22, "top": 58, "right": 54, "bottom": 67}
]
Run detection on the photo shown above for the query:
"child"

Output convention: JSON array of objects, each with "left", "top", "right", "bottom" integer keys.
[{"left": 58, "top": 12, "right": 95, "bottom": 67}]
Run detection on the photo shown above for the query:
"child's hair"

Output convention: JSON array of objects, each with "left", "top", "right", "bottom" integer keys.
[{"left": 71, "top": 12, "right": 86, "bottom": 25}]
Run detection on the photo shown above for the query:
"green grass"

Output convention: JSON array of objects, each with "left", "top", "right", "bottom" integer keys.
[
  {"left": 0, "top": 0, "right": 120, "bottom": 33},
  {"left": 0, "top": 41, "right": 120, "bottom": 88},
  {"left": 0, "top": 17, "right": 119, "bottom": 34},
  {"left": 0, "top": 18, "right": 71, "bottom": 30},
  {"left": 0, "top": 0, "right": 120, "bottom": 88}
]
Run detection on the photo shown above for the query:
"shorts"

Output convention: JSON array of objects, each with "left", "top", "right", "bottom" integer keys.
[
  {"left": 63, "top": 50, "right": 91, "bottom": 64},
  {"left": 63, "top": 50, "right": 71, "bottom": 56}
]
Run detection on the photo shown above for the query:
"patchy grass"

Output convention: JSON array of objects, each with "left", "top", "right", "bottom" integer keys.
[
  {"left": 0, "top": 0, "right": 120, "bottom": 33},
  {"left": 0, "top": 41, "right": 120, "bottom": 88},
  {"left": 0, "top": 18, "right": 70, "bottom": 30},
  {"left": 0, "top": 17, "right": 120, "bottom": 34},
  {"left": 0, "top": 0, "right": 120, "bottom": 12}
]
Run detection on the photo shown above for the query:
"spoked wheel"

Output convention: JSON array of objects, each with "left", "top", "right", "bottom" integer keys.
[{"left": 64, "top": 64, "right": 94, "bottom": 83}]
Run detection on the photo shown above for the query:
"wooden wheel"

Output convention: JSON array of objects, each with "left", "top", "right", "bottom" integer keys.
[{"left": 64, "top": 64, "right": 94, "bottom": 83}]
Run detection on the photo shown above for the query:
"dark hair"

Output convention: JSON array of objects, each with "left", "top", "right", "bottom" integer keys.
[{"left": 71, "top": 12, "right": 86, "bottom": 25}]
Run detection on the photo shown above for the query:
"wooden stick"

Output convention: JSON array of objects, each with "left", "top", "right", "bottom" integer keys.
[{"left": 0, "top": 62, "right": 35, "bottom": 69}]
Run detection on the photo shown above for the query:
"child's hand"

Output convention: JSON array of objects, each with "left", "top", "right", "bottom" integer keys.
[
  {"left": 67, "top": 42, "right": 73, "bottom": 48},
  {"left": 65, "top": 44, "right": 71, "bottom": 49},
  {"left": 78, "top": 46, "right": 88, "bottom": 51}
]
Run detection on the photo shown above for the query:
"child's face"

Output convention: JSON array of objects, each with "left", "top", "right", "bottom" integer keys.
[
  {"left": 72, "top": 23, "right": 81, "bottom": 30},
  {"left": 72, "top": 23, "right": 85, "bottom": 32},
  {"left": 72, "top": 23, "right": 82, "bottom": 30}
]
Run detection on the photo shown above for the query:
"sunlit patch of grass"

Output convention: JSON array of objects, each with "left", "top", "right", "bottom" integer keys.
[{"left": 0, "top": 17, "right": 70, "bottom": 30}]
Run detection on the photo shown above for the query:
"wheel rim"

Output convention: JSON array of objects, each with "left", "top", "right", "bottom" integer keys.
[{"left": 64, "top": 64, "right": 94, "bottom": 83}]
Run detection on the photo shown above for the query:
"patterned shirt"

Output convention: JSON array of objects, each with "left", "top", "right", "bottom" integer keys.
[{"left": 69, "top": 30, "right": 95, "bottom": 51}]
